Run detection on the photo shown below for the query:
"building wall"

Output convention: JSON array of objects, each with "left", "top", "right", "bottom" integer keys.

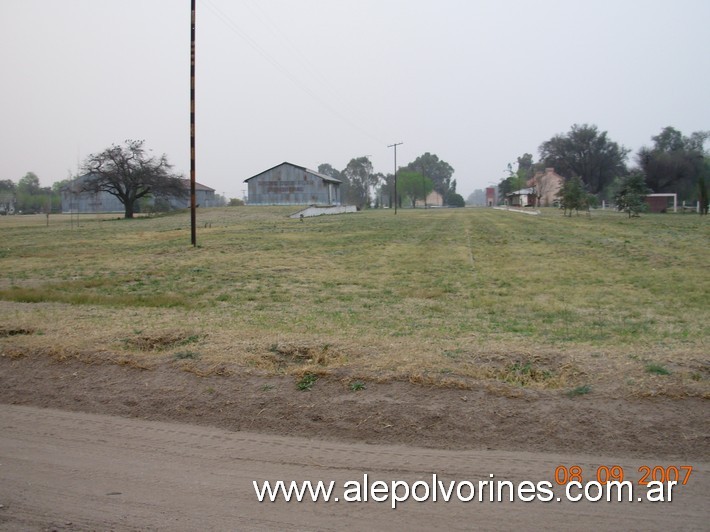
[
  {"left": 168, "top": 188, "right": 215, "bottom": 209},
  {"left": 247, "top": 164, "right": 340, "bottom": 205},
  {"left": 61, "top": 189, "right": 125, "bottom": 213},
  {"left": 485, "top": 187, "right": 497, "bottom": 206},
  {"left": 60, "top": 175, "right": 215, "bottom": 213},
  {"left": 414, "top": 190, "right": 444, "bottom": 207},
  {"left": 646, "top": 195, "right": 669, "bottom": 213},
  {"left": 507, "top": 192, "right": 534, "bottom": 207},
  {"left": 530, "top": 168, "right": 564, "bottom": 207}
]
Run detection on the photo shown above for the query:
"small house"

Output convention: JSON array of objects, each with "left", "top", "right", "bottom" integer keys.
[{"left": 506, "top": 188, "right": 537, "bottom": 207}]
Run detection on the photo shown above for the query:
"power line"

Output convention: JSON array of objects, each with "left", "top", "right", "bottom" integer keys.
[{"left": 201, "top": 0, "right": 385, "bottom": 146}]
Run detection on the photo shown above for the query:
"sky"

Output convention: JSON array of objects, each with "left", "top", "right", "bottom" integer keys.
[{"left": 1, "top": 0, "right": 709, "bottom": 200}]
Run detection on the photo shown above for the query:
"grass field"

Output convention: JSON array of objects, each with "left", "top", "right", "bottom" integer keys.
[{"left": 1, "top": 207, "right": 707, "bottom": 398}]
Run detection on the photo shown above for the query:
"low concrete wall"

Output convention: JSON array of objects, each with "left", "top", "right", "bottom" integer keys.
[
  {"left": 492, "top": 206, "right": 540, "bottom": 216},
  {"left": 289, "top": 205, "right": 358, "bottom": 219}
]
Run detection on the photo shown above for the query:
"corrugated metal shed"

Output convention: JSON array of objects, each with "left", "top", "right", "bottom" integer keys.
[{"left": 245, "top": 162, "right": 341, "bottom": 206}]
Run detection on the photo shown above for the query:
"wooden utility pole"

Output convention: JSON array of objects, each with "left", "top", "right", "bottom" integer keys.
[
  {"left": 388, "top": 142, "right": 402, "bottom": 214},
  {"left": 190, "top": 0, "right": 197, "bottom": 246}
]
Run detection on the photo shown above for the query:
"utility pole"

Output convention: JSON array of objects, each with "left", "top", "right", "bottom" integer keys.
[
  {"left": 190, "top": 0, "right": 197, "bottom": 246},
  {"left": 388, "top": 142, "right": 402, "bottom": 214}
]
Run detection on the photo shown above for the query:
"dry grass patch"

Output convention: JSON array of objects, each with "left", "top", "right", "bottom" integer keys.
[
  {"left": 0, "top": 207, "right": 708, "bottom": 398},
  {"left": 122, "top": 330, "right": 202, "bottom": 351}
]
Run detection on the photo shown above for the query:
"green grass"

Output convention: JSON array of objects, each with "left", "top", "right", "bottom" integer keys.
[
  {"left": 645, "top": 363, "right": 671, "bottom": 376},
  {"left": 0, "top": 208, "right": 708, "bottom": 396},
  {"left": 297, "top": 373, "right": 318, "bottom": 391},
  {"left": 567, "top": 384, "right": 592, "bottom": 397}
]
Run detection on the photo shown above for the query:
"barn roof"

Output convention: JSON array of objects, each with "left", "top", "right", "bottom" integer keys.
[
  {"left": 61, "top": 174, "right": 215, "bottom": 192},
  {"left": 506, "top": 187, "right": 536, "bottom": 196},
  {"left": 178, "top": 178, "right": 215, "bottom": 192},
  {"left": 244, "top": 162, "right": 342, "bottom": 184}
]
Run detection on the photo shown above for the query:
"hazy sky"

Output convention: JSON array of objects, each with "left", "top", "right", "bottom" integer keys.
[{"left": 2, "top": 0, "right": 709, "bottom": 199}]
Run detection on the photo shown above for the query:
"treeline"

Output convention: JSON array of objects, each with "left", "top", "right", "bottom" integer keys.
[
  {"left": 497, "top": 124, "right": 709, "bottom": 204},
  {"left": 317, "top": 152, "right": 465, "bottom": 209},
  {"left": 0, "top": 173, "right": 69, "bottom": 214}
]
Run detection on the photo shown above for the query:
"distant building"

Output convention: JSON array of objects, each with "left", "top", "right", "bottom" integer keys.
[
  {"left": 414, "top": 190, "right": 444, "bottom": 208},
  {"left": 506, "top": 188, "right": 537, "bottom": 207},
  {"left": 485, "top": 187, "right": 497, "bottom": 206},
  {"left": 244, "top": 162, "right": 342, "bottom": 206},
  {"left": 60, "top": 175, "right": 215, "bottom": 213},
  {"left": 527, "top": 168, "right": 564, "bottom": 207},
  {"left": 0, "top": 192, "right": 17, "bottom": 214},
  {"left": 645, "top": 193, "right": 678, "bottom": 213},
  {"left": 173, "top": 179, "right": 216, "bottom": 209}
]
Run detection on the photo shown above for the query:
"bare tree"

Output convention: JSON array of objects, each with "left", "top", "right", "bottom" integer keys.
[{"left": 81, "top": 140, "right": 186, "bottom": 219}]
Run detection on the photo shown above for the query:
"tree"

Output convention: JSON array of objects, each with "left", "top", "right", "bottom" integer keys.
[
  {"left": 699, "top": 175, "right": 709, "bottom": 215},
  {"left": 498, "top": 154, "right": 537, "bottom": 198},
  {"left": 397, "top": 171, "right": 433, "bottom": 208},
  {"left": 636, "top": 126, "right": 709, "bottom": 201},
  {"left": 613, "top": 173, "right": 651, "bottom": 218},
  {"left": 81, "top": 140, "right": 186, "bottom": 219},
  {"left": 17, "top": 172, "right": 41, "bottom": 195},
  {"left": 318, "top": 163, "right": 348, "bottom": 205},
  {"left": 556, "top": 175, "right": 594, "bottom": 216},
  {"left": 341, "top": 157, "right": 375, "bottom": 209},
  {"left": 539, "top": 124, "right": 629, "bottom": 195},
  {"left": 403, "top": 153, "right": 454, "bottom": 198},
  {"left": 317, "top": 163, "right": 342, "bottom": 181},
  {"left": 377, "top": 172, "right": 395, "bottom": 208},
  {"left": 444, "top": 178, "right": 464, "bottom": 207},
  {"left": 14, "top": 172, "right": 57, "bottom": 213},
  {"left": 446, "top": 192, "right": 465, "bottom": 207},
  {"left": 0, "top": 179, "right": 15, "bottom": 194}
]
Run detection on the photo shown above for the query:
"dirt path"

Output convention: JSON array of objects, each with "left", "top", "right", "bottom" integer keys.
[
  {"left": 1, "top": 353, "right": 707, "bottom": 459},
  {"left": 1, "top": 404, "right": 708, "bottom": 531}
]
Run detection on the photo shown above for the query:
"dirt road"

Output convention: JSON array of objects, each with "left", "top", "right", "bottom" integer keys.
[{"left": 0, "top": 405, "right": 707, "bottom": 531}]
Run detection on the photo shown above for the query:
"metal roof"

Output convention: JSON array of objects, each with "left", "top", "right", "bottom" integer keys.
[
  {"left": 244, "top": 162, "right": 342, "bottom": 184},
  {"left": 506, "top": 187, "right": 536, "bottom": 196}
]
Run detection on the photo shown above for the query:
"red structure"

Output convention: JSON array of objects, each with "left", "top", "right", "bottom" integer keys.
[{"left": 485, "top": 187, "right": 497, "bottom": 206}]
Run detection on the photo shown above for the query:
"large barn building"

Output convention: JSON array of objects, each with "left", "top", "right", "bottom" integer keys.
[{"left": 245, "top": 162, "right": 342, "bottom": 206}]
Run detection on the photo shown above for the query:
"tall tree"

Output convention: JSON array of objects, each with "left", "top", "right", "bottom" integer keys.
[
  {"left": 397, "top": 171, "right": 433, "bottom": 208},
  {"left": 636, "top": 126, "right": 709, "bottom": 201},
  {"left": 515, "top": 153, "right": 536, "bottom": 181},
  {"left": 81, "top": 140, "right": 186, "bottom": 219},
  {"left": 376, "top": 172, "right": 395, "bottom": 208},
  {"left": 317, "top": 163, "right": 342, "bottom": 181},
  {"left": 0, "top": 179, "right": 16, "bottom": 193},
  {"left": 17, "top": 172, "right": 41, "bottom": 195},
  {"left": 498, "top": 154, "right": 538, "bottom": 198},
  {"left": 15, "top": 172, "right": 57, "bottom": 213},
  {"left": 403, "top": 153, "right": 454, "bottom": 198},
  {"left": 539, "top": 124, "right": 629, "bottom": 195},
  {"left": 341, "top": 157, "right": 375, "bottom": 209}
]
